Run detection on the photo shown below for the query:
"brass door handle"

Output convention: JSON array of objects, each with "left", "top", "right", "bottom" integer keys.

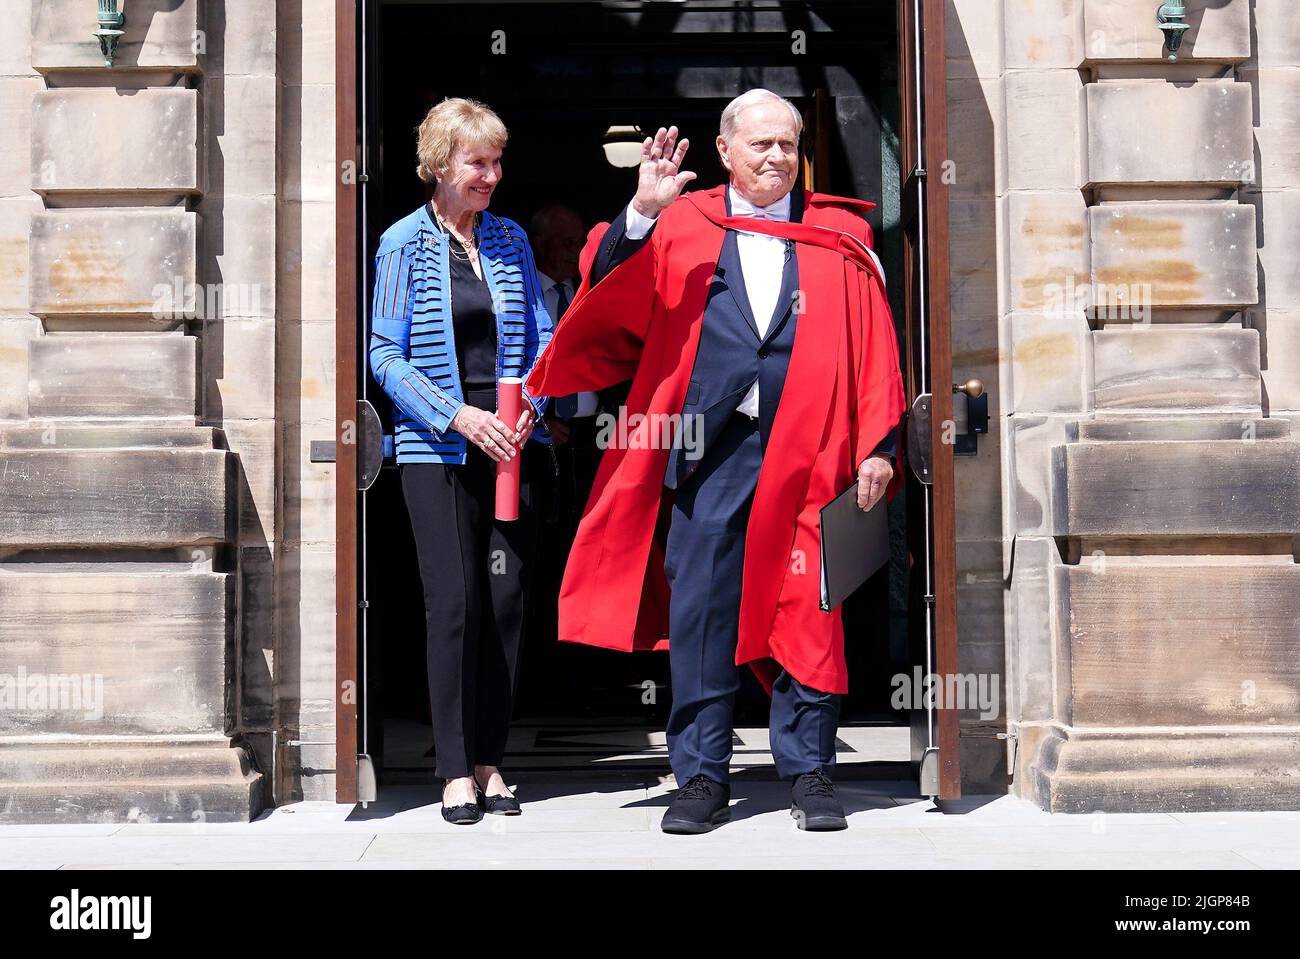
[{"left": 951, "top": 380, "right": 988, "bottom": 457}]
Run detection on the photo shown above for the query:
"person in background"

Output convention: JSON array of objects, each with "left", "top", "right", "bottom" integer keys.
[
  {"left": 369, "top": 97, "right": 552, "bottom": 825},
  {"left": 532, "top": 204, "right": 604, "bottom": 530}
]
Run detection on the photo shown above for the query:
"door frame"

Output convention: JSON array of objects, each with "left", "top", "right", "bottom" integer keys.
[
  {"left": 897, "top": 0, "right": 960, "bottom": 799},
  {"left": 335, "top": 0, "right": 360, "bottom": 803},
  {"left": 333, "top": 0, "right": 960, "bottom": 803}
]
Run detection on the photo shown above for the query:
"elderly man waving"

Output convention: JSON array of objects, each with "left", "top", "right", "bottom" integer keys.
[{"left": 527, "top": 89, "right": 905, "bottom": 833}]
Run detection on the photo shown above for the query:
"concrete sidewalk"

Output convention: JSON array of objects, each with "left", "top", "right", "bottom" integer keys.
[{"left": 3, "top": 777, "right": 1299, "bottom": 869}]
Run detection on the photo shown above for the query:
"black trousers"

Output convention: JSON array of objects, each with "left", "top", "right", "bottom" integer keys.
[
  {"left": 400, "top": 415, "right": 540, "bottom": 780},
  {"left": 554, "top": 413, "right": 604, "bottom": 536}
]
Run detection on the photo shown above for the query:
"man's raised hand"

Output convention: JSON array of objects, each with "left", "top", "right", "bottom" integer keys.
[{"left": 632, "top": 125, "right": 696, "bottom": 220}]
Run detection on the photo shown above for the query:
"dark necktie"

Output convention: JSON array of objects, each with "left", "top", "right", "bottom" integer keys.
[
  {"left": 554, "top": 280, "right": 572, "bottom": 319},
  {"left": 553, "top": 281, "right": 579, "bottom": 419}
]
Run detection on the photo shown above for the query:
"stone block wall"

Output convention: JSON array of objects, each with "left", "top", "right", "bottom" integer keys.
[
  {"left": 2, "top": 0, "right": 256, "bottom": 822},
  {"left": 273, "top": 0, "right": 338, "bottom": 804},
  {"left": 947, "top": 0, "right": 1300, "bottom": 810},
  {"left": 0, "top": 0, "right": 336, "bottom": 821},
  {"left": 945, "top": 0, "right": 1012, "bottom": 793}
]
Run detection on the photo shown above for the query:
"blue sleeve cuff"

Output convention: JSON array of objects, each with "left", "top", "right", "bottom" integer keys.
[{"left": 869, "top": 426, "right": 899, "bottom": 466}]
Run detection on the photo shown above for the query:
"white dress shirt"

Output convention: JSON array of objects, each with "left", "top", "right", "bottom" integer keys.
[
  {"left": 539, "top": 270, "right": 599, "bottom": 418},
  {"left": 625, "top": 187, "right": 791, "bottom": 418}
]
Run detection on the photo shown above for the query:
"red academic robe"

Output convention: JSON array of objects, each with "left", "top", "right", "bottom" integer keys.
[{"left": 526, "top": 184, "right": 906, "bottom": 695}]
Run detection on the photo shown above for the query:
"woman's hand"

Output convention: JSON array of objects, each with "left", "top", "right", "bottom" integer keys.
[
  {"left": 451, "top": 405, "right": 518, "bottom": 463},
  {"left": 632, "top": 125, "right": 697, "bottom": 220},
  {"left": 856, "top": 454, "right": 894, "bottom": 512},
  {"left": 513, "top": 405, "right": 536, "bottom": 444}
]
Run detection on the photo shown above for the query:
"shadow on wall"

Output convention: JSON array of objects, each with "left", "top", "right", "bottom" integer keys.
[
  {"left": 32, "top": 0, "right": 191, "bottom": 69},
  {"left": 943, "top": 0, "right": 1007, "bottom": 793},
  {"left": 193, "top": 0, "right": 285, "bottom": 805},
  {"left": 1244, "top": 0, "right": 1273, "bottom": 415},
  {"left": 1186, "top": 0, "right": 1242, "bottom": 56},
  {"left": 271, "top": 0, "right": 311, "bottom": 802}
]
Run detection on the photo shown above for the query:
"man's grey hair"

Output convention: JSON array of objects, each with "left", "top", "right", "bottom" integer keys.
[{"left": 719, "top": 89, "right": 803, "bottom": 144}]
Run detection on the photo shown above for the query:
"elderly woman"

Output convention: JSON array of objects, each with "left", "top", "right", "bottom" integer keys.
[{"left": 369, "top": 98, "right": 552, "bottom": 824}]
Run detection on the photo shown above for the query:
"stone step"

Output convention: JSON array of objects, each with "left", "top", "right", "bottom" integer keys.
[
  {"left": 0, "top": 448, "right": 234, "bottom": 546},
  {"left": 1044, "top": 732, "right": 1300, "bottom": 772},
  {"left": 1057, "top": 440, "right": 1300, "bottom": 537},
  {"left": 1078, "top": 417, "right": 1290, "bottom": 441},
  {"left": 1, "top": 779, "right": 264, "bottom": 824},
  {"left": 0, "top": 570, "right": 232, "bottom": 735},
  {"left": 0, "top": 739, "right": 254, "bottom": 782},
  {"left": 1057, "top": 563, "right": 1300, "bottom": 726},
  {"left": 0, "top": 740, "right": 263, "bottom": 824},
  {"left": 1091, "top": 326, "right": 1261, "bottom": 411},
  {"left": 1030, "top": 729, "right": 1300, "bottom": 813},
  {"left": 0, "top": 424, "right": 220, "bottom": 450},
  {"left": 28, "top": 333, "right": 197, "bottom": 418}
]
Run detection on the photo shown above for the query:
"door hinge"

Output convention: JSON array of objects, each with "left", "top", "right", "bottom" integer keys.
[
  {"left": 356, "top": 398, "right": 385, "bottom": 491},
  {"left": 906, "top": 393, "right": 932, "bottom": 484},
  {"left": 997, "top": 729, "right": 1019, "bottom": 776},
  {"left": 919, "top": 746, "right": 940, "bottom": 797}
]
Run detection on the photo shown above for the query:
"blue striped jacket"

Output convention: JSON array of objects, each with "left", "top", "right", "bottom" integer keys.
[{"left": 369, "top": 203, "right": 553, "bottom": 463}]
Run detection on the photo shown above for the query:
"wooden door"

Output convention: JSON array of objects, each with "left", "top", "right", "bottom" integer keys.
[{"left": 897, "top": 0, "right": 961, "bottom": 799}]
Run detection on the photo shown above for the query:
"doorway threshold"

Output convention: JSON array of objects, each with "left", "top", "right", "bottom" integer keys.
[{"left": 378, "top": 717, "right": 911, "bottom": 784}]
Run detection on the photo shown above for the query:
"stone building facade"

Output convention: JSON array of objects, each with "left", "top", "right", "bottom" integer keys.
[
  {"left": 0, "top": 0, "right": 1295, "bottom": 821},
  {"left": 0, "top": 0, "right": 335, "bottom": 819},
  {"left": 949, "top": 0, "right": 1300, "bottom": 809}
]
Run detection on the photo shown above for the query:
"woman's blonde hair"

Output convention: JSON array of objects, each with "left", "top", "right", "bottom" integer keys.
[{"left": 415, "top": 97, "right": 508, "bottom": 184}]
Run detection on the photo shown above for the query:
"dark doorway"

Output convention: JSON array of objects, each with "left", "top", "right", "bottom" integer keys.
[{"left": 360, "top": 0, "right": 910, "bottom": 782}]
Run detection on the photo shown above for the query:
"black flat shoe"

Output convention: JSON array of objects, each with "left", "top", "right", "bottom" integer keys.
[
  {"left": 441, "top": 800, "right": 483, "bottom": 825},
  {"left": 475, "top": 786, "right": 522, "bottom": 815}
]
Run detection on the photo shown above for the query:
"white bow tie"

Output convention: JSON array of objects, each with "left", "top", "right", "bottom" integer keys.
[{"left": 731, "top": 190, "right": 790, "bottom": 222}]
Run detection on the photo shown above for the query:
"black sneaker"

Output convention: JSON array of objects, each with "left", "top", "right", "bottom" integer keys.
[
  {"left": 661, "top": 774, "right": 731, "bottom": 834},
  {"left": 790, "top": 768, "right": 848, "bottom": 831}
]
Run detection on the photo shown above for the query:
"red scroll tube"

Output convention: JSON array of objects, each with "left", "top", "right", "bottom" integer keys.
[{"left": 494, "top": 376, "right": 523, "bottom": 521}]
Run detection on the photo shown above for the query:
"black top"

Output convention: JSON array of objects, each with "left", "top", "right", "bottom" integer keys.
[{"left": 447, "top": 231, "right": 498, "bottom": 393}]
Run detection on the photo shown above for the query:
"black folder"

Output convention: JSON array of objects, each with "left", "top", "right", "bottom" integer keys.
[{"left": 818, "top": 483, "right": 890, "bottom": 612}]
